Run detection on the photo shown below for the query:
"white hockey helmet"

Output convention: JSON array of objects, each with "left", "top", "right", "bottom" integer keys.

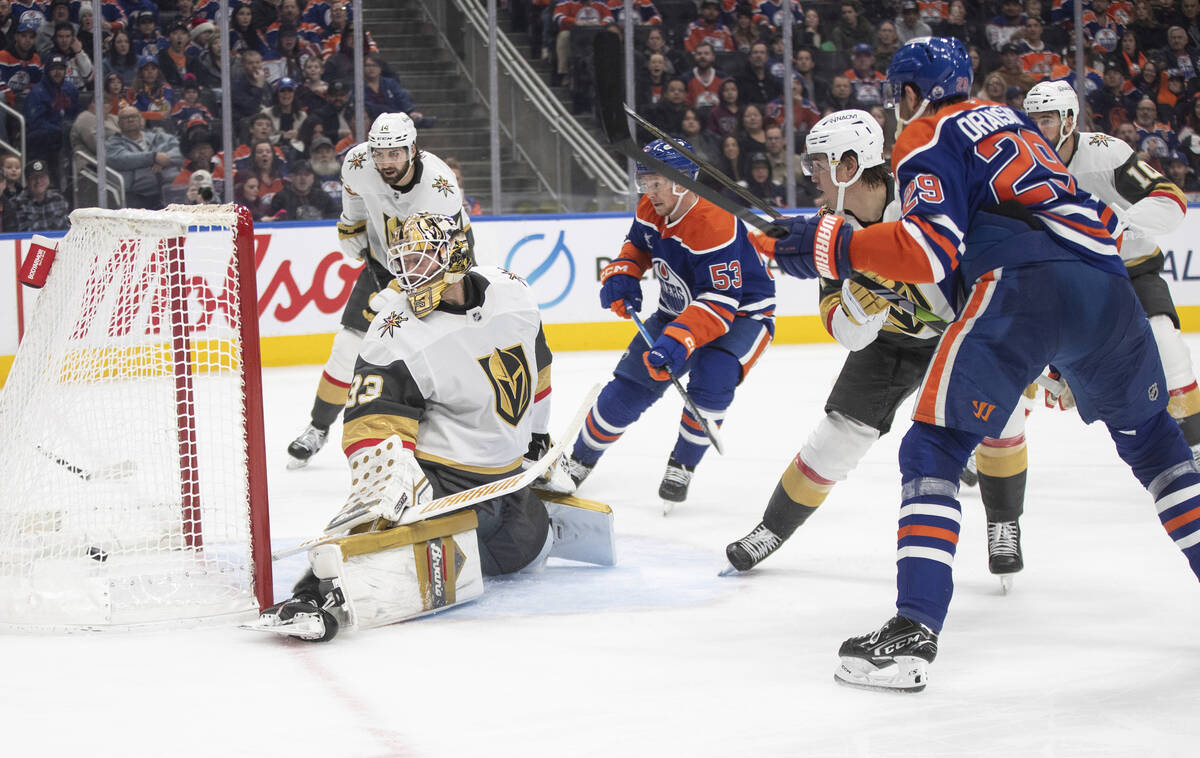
[
  {"left": 1022, "top": 80, "right": 1078, "bottom": 150},
  {"left": 368, "top": 112, "right": 417, "bottom": 151},
  {"left": 801, "top": 109, "right": 885, "bottom": 212},
  {"left": 385, "top": 212, "right": 471, "bottom": 318}
]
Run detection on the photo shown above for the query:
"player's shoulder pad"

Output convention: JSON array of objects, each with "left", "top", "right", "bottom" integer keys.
[
  {"left": 1075, "top": 130, "right": 1134, "bottom": 171},
  {"left": 361, "top": 299, "right": 432, "bottom": 366},
  {"left": 474, "top": 266, "right": 542, "bottom": 320},
  {"left": 893, "top": 99, "right": 985, "bottom": 172},
  {"left": 673, "top": 196, "right": 740, "bottom": 255},
  {"left": 341, "top": 142, "right": 370, "bottom": 182},
  {"left": 418, "top": 150, "right": 463, "bottom": 199}
]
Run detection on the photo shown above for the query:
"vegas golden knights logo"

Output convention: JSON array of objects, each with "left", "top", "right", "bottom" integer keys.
[
  {"left": 888, "top": 283, "right": 935, "bottom": 335},
  {"left": 478, "top": 344, "right": 532, "bottom": 427}
]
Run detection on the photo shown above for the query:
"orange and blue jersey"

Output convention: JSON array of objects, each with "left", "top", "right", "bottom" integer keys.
[
  {"left": 622, "top": 195, "right": 775, "bottom": 349},
  {"left": 847, "top": 99, "right": 1123, "bottom": 289},
  {"left": 605, "top": 0, "right": 660, "bottom": 25}
]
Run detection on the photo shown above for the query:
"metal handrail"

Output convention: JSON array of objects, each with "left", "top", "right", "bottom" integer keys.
[
  {"left": 0, "top": 99, "right": 25, "bottom": 164},
  {"left": 72, "top": 150, "right": 125, "bottom": 208},
  {"left": 453, "top": 0, "right": 626, "bottom": 194}
]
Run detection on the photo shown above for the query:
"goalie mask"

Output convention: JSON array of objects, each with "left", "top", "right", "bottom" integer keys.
[{"left": 385, "top": 212, "right": 472, "bottom": 318}]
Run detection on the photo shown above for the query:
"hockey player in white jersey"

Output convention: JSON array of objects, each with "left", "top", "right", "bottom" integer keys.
[
  {"left": 1021, "top": 82, "right": 1197, "bottom": 458},
  {"left": 726, "top": 110, "right": 1032, "bottom": 581},
  {"left": 250, "top": 213, "right": 614, "bottom": 641},
  {"left": 285, "top": 112, "right": 472, "bottom": 469}
]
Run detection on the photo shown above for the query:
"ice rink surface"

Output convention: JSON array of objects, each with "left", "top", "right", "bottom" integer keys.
[{"left": 5, "top": 342, "right": 1200, "bottom": 757}]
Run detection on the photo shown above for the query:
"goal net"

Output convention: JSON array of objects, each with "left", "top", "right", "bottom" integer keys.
[{"left": 0, "top": 204, "right": 272, "bottom": 630}]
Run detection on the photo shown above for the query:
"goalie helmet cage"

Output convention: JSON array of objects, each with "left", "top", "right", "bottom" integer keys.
[{"left": 0, "top": 204, "right": 273, "bottom": 631}]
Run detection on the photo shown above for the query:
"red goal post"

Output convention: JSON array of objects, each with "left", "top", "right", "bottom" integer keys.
[{"left": 0, "top": 204, "right": 272, "bottom": 630}]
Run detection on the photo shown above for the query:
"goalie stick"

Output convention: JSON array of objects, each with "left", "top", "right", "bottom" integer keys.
[
  {"left": 36, "top": 446, "right": 137, "bottom": 481},
  {"left": 591, "top": 31, "right": 949, "bottom": 335},
  {"left": 271, "top": 383, "right": 603, "bottom": 561},
  {"left": 629, "top": 311, "right": 725, "bottom": 455}
]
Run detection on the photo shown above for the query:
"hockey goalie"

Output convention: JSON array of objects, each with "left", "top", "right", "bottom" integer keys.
[{"left": 246, "top": 213, "right": 615, "bottom": 641}]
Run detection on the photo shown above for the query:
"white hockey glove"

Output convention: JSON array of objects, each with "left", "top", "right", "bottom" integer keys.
[
  {"left": 1038, "top": 369, "right": 1076, "bottom": 411},
  {"left": 830, "top": 278, "right": 889, "bottom": 351},
  {"left": 324, "top": 436, "right": 432, "bottom": 535},
  {"left": 524, "top": 432, "right": 575, "bottom": 493},
  {"left": 339, "top": 233, "right": 371, "bottom": 262},
  {"left": 368, "top": 281, "right": 404, "bottom": 314}
]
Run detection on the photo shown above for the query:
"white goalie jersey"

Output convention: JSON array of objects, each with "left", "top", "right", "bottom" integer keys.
[
  {"left": 1066, "top": 131, "right": 1188, "bottom": 263},
  {"left": 341, "top": 267, "right": 553, "bottom": 475},
  {"left": 337, "top": 145, "right": 470, "bottom": 267}
]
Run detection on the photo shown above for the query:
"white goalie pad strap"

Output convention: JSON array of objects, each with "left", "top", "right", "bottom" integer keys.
[
  {"left": 798, "top": 411, "right": 880, "bottom": 484},
  {"left": 310, "top": 511, "right": 485, "bottom": 631},
  {"left": 1149, "top": 314, "right": 1197, "bottom": 392},
  {"left": 323, "top": 327, "right": 367, "bottom": 384},
  {"left": 325, "top": 436, "right": 431, "bottom": 534},
  {"left": 534, "top": 488, "right": 617, "bottom": 567}
]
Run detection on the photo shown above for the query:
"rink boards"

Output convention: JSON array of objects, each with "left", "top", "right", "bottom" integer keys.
[{"left": 3, "top": 209, "right": 1200, "bottom": 384}]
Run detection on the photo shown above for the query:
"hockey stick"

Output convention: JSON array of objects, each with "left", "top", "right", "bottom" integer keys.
[
  {"left": 270, "top": 383, "right": 603, "bottom": 561},
  {"left": 591, "top": 31, "right": 949, "bottom": 334},
  {"left": 36, "top": 446, "right": 137, "bottom": 481},
  {"left": 622, "top": 102, "right": 784, "bottom": 221},
  {"left": 629, "top": 310, "right": 725, "bottom": 455}
]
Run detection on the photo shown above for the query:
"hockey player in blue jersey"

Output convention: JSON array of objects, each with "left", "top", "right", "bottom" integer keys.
[
  {"left": 562, "top": 140, "right": 776, "bottom": 512},
  {"left": 769, "top": 37, "right": 1200, "bottom": 692}
]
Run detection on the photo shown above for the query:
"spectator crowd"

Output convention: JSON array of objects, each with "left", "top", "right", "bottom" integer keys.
[
  {"left": 512, "top": 0, "right": 1200, "bottom": 206},
  {"left": 0, "top": 0, "right": 432, "bottom": 232}
]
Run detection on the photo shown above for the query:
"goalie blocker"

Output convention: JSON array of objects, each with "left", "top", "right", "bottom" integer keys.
[{"left": 245, "top": 490, "right": 615, "bottom": 641}]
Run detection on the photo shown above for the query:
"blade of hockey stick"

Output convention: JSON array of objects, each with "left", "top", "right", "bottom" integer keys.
[
  {"left": 36, "top": 446, "right": 137, "bottom": 481},
  {"left": 630, "top": 311, "right": 725, "bottom": 455},
  {"left": 270, "top": 383, "right": 603, "bottom": 561}
]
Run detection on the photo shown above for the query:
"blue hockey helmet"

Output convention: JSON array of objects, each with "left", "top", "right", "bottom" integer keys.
[
  {"left": 883, "top": 36, "right": 972, "bottom": 108},
  {"left": 635, "top": 139, "right": 699, "bottom": 180}
]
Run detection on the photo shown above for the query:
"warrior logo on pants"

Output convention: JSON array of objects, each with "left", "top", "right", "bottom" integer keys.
[{"left": 478, "top": 344, "right": 532, "bottom": 426}]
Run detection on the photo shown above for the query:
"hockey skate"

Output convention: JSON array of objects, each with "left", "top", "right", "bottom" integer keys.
[
  {"left": 658, "top": 457, "right": 694, "bottom": 515},
  {"left": 959, "top": 451, "right": 978, "bottom": 488},
  {"left": 240, "top": 596, "right": 340, "bottom": 642},
  {"left": 721, "top": 522, "right": 784, "bottom": 575},
  {"left": 561, "top": 453, "right": 594, "bottom": 489},
  {"left": 286, "top": 424, "right": 328, "bottom": 469},
  {"left": 835, "top": 615, "right": 938, "bottom": 693},
  {"left": 987, "top": 520, "right": 1023, "bottom": 594}
]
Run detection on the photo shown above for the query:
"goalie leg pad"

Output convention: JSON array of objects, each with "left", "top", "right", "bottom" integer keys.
[
  {"left": 534, "top": 488, "right": 617, "bottom": 566},
  {"left": 309, "top": 510, "right": 484, "bottom": 631}
]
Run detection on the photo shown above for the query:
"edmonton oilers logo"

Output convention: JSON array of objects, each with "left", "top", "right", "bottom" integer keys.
[{"left": 655, "top": 261, "right": 691, "bottom": 314}]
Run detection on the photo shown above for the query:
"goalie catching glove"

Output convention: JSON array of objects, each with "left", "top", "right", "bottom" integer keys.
[{"left": 324, "top": 436, "right": 432, "bottom": 535}]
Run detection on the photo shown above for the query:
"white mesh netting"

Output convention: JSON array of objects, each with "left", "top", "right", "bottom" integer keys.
[{"left": 0, "top": 205, "right": 266, "bottom": 630}]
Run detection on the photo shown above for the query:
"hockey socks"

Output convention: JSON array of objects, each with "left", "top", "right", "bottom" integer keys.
[
  {"left": 310, "top": 371, "right": 350, "bottom": 430},
  {"left": 572, "top": 376, "right": 660, "bottom": 466},
  {"left": 1110, "top": 409, "right": 1200, "bottom": 579},
  {"left": 977, "top": 434, "right": 1027, "bottom": 523},
  {"left": 895, "top": 423, "right": 981, "bottom": 632},
  {"left": 762, "top": 455, "right": 832, "bottom": 538},
  {"left": 1149, "top": 462, "right": 1200, "bottom": 578},
  {"left": 670, "top": 405, "right": 725, "bottom": 468}
]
